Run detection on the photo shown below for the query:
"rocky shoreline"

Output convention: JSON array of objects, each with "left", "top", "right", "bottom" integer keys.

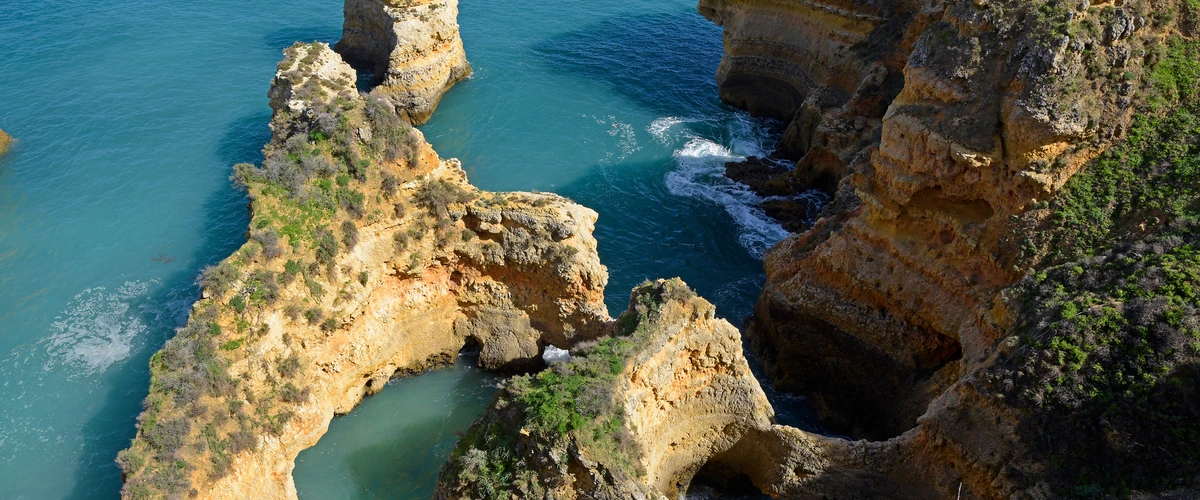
[
  {"left": 702, "top": 0, "right": 1200, "bottom": 497},
  {"left": 119, "top": 0, "right": 1200, "bottom": 498}
]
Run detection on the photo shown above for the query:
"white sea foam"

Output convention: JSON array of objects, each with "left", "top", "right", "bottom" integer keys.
[
  {"left": 607, "top": 120, "right": 641, "bottom": 161},
  {"left": 591, "top": 115, "right": 643, "bottom": 164},
  {"left": 659, "top": 112, "right": 831, "bottom": 258},
  {"left": 42, "top": 280, "right": 156, "bottom": 376},
  {"left": 648, "top": 116, "right": 687, "bottom": 144}
]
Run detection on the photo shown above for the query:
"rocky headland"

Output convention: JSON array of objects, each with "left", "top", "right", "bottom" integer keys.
[
  {"left": 335, "top": 0, "right": 471, "bottom": 125},
  {"left": 118, "top": 38, "right": 610, "bottom": 499},
  {"left": 118, "top": 0, "right": 1200, "bottom": 498}
]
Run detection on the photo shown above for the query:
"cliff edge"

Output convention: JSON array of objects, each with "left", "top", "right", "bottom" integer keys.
[{"left": 117, "top": 42, "right": 607, "bottom": 500}]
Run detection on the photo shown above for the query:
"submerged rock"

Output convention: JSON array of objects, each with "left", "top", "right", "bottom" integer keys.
[{"left": 0, "top": 128, "right": 11, "bottom": 157}]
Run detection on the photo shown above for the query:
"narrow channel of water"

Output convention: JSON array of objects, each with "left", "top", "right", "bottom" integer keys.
[{"left": 296, "top": 0, "right": 824, "bottom": 496}]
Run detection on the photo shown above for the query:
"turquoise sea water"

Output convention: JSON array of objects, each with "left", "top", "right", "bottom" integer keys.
[{"left": 0, "top": 0, "right": 814, "bottom": 498}]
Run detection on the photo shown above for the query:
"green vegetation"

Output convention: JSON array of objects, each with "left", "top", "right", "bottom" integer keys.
[
  {"left": 364, "top": 95, "right": 420, "bottom": 163},
  {"left": 991, "top": 229, "right": 1200, "bottom": 496},
  {"left": 1044, "top": 36, "right": 1200, "bottom": 264},
  {"left": 197, "top": 262, "right": 239, "bottom": 296},
  {"left": 445, "top": 280, "right": 696, "bottom": 499},
  {"left": 994, "top": 31, "right": 1200, "bottom": 499},
  {"left": 122, "top": 45, "right": 410, "bottom": 496},
  {"left": 415, "top": 178, "right": 475, "bottom": 218}
]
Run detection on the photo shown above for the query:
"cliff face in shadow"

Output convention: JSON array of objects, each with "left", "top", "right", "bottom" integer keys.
[{"left": 703, "top": 0, "right": 1200, "bottom": 497}]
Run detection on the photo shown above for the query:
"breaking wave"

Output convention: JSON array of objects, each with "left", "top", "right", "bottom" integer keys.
[{"left": 659, "top": 113, "right": 826, "bottom": 258}]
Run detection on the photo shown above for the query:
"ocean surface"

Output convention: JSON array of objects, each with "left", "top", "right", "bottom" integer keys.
[{"left": 0, "top": 0, "right": 818, "bottom": 498}]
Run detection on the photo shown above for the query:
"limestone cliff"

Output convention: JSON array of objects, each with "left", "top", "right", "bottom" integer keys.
[
  {"left": 704, "top": 0, "right": 1200, "bottom": 497},
  {"left": 335, "top": 0, "right": 471, "bottom": 125},
  {"left": 117, "top": 42, "right": 607, "bottom": 500},
  {"left": 433, "top": 279, "right": 781, "bottom": 499},
  {"left": 0, "top": 128, "right": 11, "bottom": 157}
]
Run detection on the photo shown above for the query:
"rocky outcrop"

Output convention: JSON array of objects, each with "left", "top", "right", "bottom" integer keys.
[
  {"left": 335, "top": 0, "right": 471, "bottom": 125},
  {"left": 0, "top": 128, "right": 11, "bottom": 157},
  {"left": 434, "top": 279, "right": 779, "bottom": 499},
  {"left": 705, "top": 0, "right": 1200, "bottom": 497},
  {"left": 699, "top": 0, "right": 912, "bottom": 188},
  {"left": 117, "top": 42, "right": 606, "bottom": 500}
]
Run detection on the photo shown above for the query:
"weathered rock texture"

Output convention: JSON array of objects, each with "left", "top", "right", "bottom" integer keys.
[
  {"left": 117, "top": 43, "right": 606, "bottom": 500},
  {"left": 704, "top": 0, "right": 1200, "bottom": 497},
  {"left": 434, "top": 279, "right": 781, "bottom": 499},
  {"left": 335, "top": 0, "right": 471, "bottom": 125}
]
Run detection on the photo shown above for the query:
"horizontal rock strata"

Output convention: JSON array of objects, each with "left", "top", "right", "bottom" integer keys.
[{"left": 705, "top": 0, "right": 1200, "bottom": 497}]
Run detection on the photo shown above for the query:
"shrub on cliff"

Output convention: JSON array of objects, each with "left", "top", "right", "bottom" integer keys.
[
  {"left": 992, "top": 226, "right": 1200, "bottom": 495},
  {"left": 197, "top": 262, "right": 239, "bottom": 296},
  {"left": 341, "top": 220, "right": 358, "bottom": 251},
  {"left": 415, "top": 178, "right": 474, "bottom": 218},
  {"left": 313, "top": 227, "right": 338, "bottom": 267},
  {"left": 253, "top": 228, "right": 284, "bottom": 260},
  {"left": 365, "top": 95, "right": 419, "bottom": 163}
]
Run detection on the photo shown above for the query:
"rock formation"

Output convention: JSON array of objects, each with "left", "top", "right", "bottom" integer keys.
[
  {"left": 335, "top": 0, "right": 471, "bottom": 125},
  {"left": 117, "top": 42, "right": 607, "bottom": 500},
  {"left": 703, "top": 0, "right": 1200, "bottom": 497},
  {"left": 0, "top": 128, "right": 11, "bottom": 157},
  {"left": 434, "top": 279, "right": 782, "bottom": 499}
]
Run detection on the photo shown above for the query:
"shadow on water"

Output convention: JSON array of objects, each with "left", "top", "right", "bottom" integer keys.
[
  {"left": 530, "top": 11, "right": 726, "bottom": 116},
  {"left": 341, "top": 370, "right": 491, "bottom": 499},
  {"left": 64, "top": 113, "right": 268, "bottom": 499},
  {"left": 262, "top": 26, "right": 343, "bottom": 53}
]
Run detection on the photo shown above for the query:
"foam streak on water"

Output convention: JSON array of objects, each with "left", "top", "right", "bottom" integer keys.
[
  {"left": 658, "top": 113, "right": 800, "bottom": 258},
  {"left": 41, "top": 280, "right": 155, "bottom": 376}
]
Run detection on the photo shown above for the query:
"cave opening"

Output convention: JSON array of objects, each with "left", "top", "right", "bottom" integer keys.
[
  {"left": 456, "top": 333, "right": 480, "bottom": 364},
  {"left": 686, "top": 460, "right": 769, "bottom": 500}
]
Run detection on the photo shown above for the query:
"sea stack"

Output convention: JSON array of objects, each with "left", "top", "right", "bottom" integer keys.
[
  {"left": 335, "top": 0, "right": 471, "bottom": 125},
  {"left": 434, "top": 279, "right": 781, "bottom": 499}
]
